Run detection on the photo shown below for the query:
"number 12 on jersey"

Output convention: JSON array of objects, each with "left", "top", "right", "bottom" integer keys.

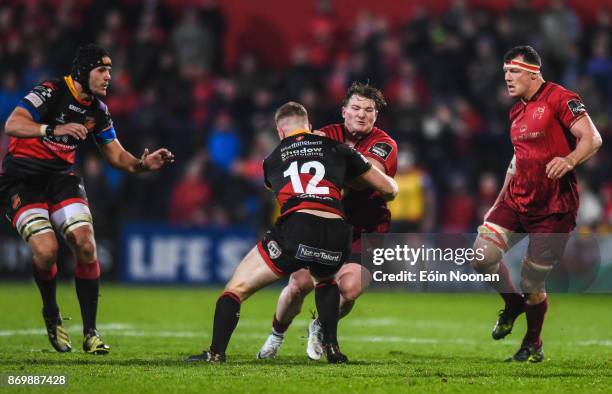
[{"left": 283, "top": 161, "right": 329, "bottom": 195}]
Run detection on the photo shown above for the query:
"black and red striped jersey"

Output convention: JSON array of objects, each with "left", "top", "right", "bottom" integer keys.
[
  {"left": 263, "top": 130, "right": 372, "bottom": 219},
  {"left": 2, "top": 76, "right": 116, "bottom": 175}
]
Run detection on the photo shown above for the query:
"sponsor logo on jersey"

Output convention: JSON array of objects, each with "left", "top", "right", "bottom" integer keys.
[
  {"left": 533, "top": 106, "right": 546, "bottom": 120},
  {"left": 33, "top": 85, "right": 53, "bottom": 98},
  {"left": 368, "top": 142, "right": 393, "bottom": 161},
  {"left": 295, "top": 244, "right": 342, "bottom": 266},
  {"left": 267, "top": 240, "right": 282, "bottom": 259},
  {"left": 55, "top": 112, "right": 66, "bottom": 124},
  {"left": 25, "top": 92, "right": 44, "bottom": 108},
  {"left": 567, "top": 100, "right": 586, "bottom": 117},
  {"left": 69, "top": 104, "right": 87, "bottom": 114}
]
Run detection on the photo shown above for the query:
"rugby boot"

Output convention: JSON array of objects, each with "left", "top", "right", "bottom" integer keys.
[
  {"left": 505, "top": 343, "right": 544, "bottom": 363},
  {"left": 42, "top": 309, "right": 72, "bottom": 353},
  {"left": 186, "top": 349, "right": 226, "bottom": 364},
  {"left": 83, "top": 328, "right": 110, "bottom": 354},
  {"left": 492, "top": 308, "right": 522, "bottom": 340},
  {"left": 306, "top": 318, "right": 323, "bottom": 361},
  {"left": 257, "top": 332, "right": 284, "bottom": 359},
  {"left": 323, "top": 344, "right": 348, "bottom": 364}
]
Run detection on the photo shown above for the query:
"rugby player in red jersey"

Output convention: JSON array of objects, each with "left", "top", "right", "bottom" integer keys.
[
  {"left": 257, "top": 82, "right": 398, "bottom": 360},
  {"left": 0, "top": 44, "right": 174, "bottom": 354},
  {"left": 186, "top": 102, "right": 397, "bottom": 363},
  {"left": 471, "top": 46, "right": 602, "bottom": 362}
]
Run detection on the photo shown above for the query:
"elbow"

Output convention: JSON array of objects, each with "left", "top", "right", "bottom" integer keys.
[
  {"left": 4, "top": 119, "right": 16, "bottom": 136},
  {"left": 382, "top": 179, "right": 399, "bottom": 201},
  {"left": 593, "top": 134, "right": 603, "bottom": 152}
]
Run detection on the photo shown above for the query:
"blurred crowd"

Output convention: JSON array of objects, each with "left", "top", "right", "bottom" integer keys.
[{"left": 0, "top": 0, "right": 610, "bottom": 237}]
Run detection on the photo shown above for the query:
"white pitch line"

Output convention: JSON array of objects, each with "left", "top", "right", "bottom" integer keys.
[{"left": 1, "top": 324, "right": 611, "bottom": 346}]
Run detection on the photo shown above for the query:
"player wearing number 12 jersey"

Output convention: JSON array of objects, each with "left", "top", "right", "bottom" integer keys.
[
  {"left": 186, "top": 102, "right": 397, "bottom": 364},
  {"left": 258, "top": 82, "right": 397, "bottom": 361}
]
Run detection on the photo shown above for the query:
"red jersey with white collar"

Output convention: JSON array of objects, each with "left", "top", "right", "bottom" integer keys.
[
  {"left": 320, "top": 124, "right": 398, "bottom": 235},
  {"left": 505, "top": 82, "right": 586, "bottom": 215}
]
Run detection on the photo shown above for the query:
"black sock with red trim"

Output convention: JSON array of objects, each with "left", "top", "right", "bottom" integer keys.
[
  {"left": 315, "top": 280, "right": 340, "bottom": 345},
  {"left": 75, "top": 261, "right": 100, "bottom": 335},
  {"left": 210, "top": 292, "right": 241, "bottom": 355},
  {"left": 33, "top": 263, "right": 59, "bottom": 316}
]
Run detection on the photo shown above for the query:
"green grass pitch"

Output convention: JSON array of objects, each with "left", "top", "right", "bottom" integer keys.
[{"left": 0, "top": 283, "right": 611, "bottom": 393}]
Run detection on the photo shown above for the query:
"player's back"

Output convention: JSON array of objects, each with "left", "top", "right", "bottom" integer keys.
[{"left": 263, "top": 131, "right": 371, "bottom": 220}]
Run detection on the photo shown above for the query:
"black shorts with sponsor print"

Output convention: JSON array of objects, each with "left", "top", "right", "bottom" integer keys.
[
  {"left": 257, "top": 212, "right": 353, "bottom": 279},
  {"left": 0, "top": 170, "right": 88, "bottom": 227}
]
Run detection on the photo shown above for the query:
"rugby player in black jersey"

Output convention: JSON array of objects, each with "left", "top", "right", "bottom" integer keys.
[
  {"left": 186, "top": 102, "right": 397, "bottom": 364},
  {"left": 1, "top": 44, "right": 174, "bottom": 354}
]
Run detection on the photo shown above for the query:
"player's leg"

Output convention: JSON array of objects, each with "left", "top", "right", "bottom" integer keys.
[
  {"left": 472, "top": 205, "right": 525, "bottom": 339},
  {"left": 28, "top": 229, "right": 71, "bottom": 353},
  {"left": 336, "top": 262, "right": 372, "bottom": 318},
  {"left": 49, "top": 174, "right": 107, "bottom": 354},
  {"left": 188, "top": 245, "right": 282, "bottom": 363},
  {"left": 305, "top": 215, "right": 353, "bottom": 364},
  {"left": 63, "top": 224, "right": 109, "bottom": 354},
  {"left": 311, "top": 274, "right": 347, "bottom": 364},
  {"left": 257, "top": 269, "right": 313, "bottom": 359},
  {"left": 509, "top": 221, "right": 573, "bottom": 362},
  {"left": 5, "top": 181, "right": 70, "bottom": 353}
]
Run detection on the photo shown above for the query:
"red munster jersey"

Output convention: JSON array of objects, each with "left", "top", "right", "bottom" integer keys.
[
  {"left": 505, "top": 82, "right": 586, "bottom": 215},
  {"left": 320, "top": 124, "right": 398, "bottom": 235}
]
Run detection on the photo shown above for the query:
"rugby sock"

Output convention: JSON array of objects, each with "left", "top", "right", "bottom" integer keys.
[
  {"left": 315, "top": 280, "right": 340, "bottom": 345},
  {"left": 494, "top": 262, "right": 524, "bottom": 317},
  {"left": 75, "top": 260, "right": 100, "bottom": 335},
  {"left": 210, "top": 292, "right": 241, "bottom": 354},
  {"left": 523, "top": 297, "right": 547, "bottom": 348},
  {"left": 272, "top": 314, "right": 291, "bottom": 336},
  {"left": 33, "top": 263, "right": 59, "bottom": 316}
]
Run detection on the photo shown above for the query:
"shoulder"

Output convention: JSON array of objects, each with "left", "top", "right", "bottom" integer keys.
[
  {"left": 369, "top": 127, "right": 396, "bottom": 145},
  {"left": 31, "top": 78, "right": 64, "bottom": 95},
  {"left": 365, "top": 127, "right": 397, "bottom": 156},
  {"left": 543, "top": 82, "right": 579, "bottom": 102},
  {"left": 319, "top": 124, "right": 345, "bottom": 141},
  {"left": 94, "top": 98, "right": 110, "bottom": 114}
]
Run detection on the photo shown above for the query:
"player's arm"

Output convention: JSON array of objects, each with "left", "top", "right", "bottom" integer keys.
[
  {"left": 4, "top": 107, "right": 88, "bottom": 140},
  {"left": 99, "top": 139, "right": 175, "bottom": 173},
  {"left": 357, "top": 163, "right": 398, "bottom": 201},
  {"left": 546, "top": 116, "right": 603, "bottom": 179},
  {"left": 484, "top": 155, "right": 515, "bottom": 221},
  {"left": 345, "top": 158, "right": 384, "bottom": 190}
]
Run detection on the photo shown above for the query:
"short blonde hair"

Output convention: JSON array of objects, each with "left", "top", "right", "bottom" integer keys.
[{"left": 274, "top": 101, "right": 308, "bottom": 124}]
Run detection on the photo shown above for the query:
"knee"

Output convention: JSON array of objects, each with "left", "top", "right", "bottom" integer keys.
[
  {"left": 31, "top": 239, "right": 58, "bottom": 268},
  {"left": 72, "top": 235, "right": 97, "bottom": 263},
  {"left": 222, "top": 285, "right": 247, "bottom": 302},
  {"left": 286, "top": 274, "right": 314, "bottom": 301},
  {"left": 471, "top": 237, "right": 503, "bottom": 274},
  {"left": 338, "top": 281, "right": 362, "bottom": 302},
  {"left": 520, "top": 257, "right": 552, "bottom": 293}
]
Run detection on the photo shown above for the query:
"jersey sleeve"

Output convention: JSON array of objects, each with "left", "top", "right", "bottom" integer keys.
[
  {"left": 338, "top": 143, "right": 372, "bottom": 180},
  {"left": 554, "top": 89, "right": 588, "bottom": 130},
  {"left": 262, "top": 158, "right": 272, "bottom": 190},
  {"left": 362, "top": 137, "right": 398, "bottom": 176},
  {"left": 17, "top": 80, "right": 61, "bottom": 122},
  {"left": 93, "top": 100, "right": 116, "bottom": 145}
]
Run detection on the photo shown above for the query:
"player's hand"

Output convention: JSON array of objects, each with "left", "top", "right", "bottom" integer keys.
[
  {"left": 312, "top": 129, "right": 326, "bottom": 136},
  {"left": 54, "top": 123, "right": 88, "bottom": 140},
  {"left": 141, "top": 148, "right": 175, "bottom": 171},
  {"left": 545, "top": 156, "right": 574, "bottom": 179}
]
